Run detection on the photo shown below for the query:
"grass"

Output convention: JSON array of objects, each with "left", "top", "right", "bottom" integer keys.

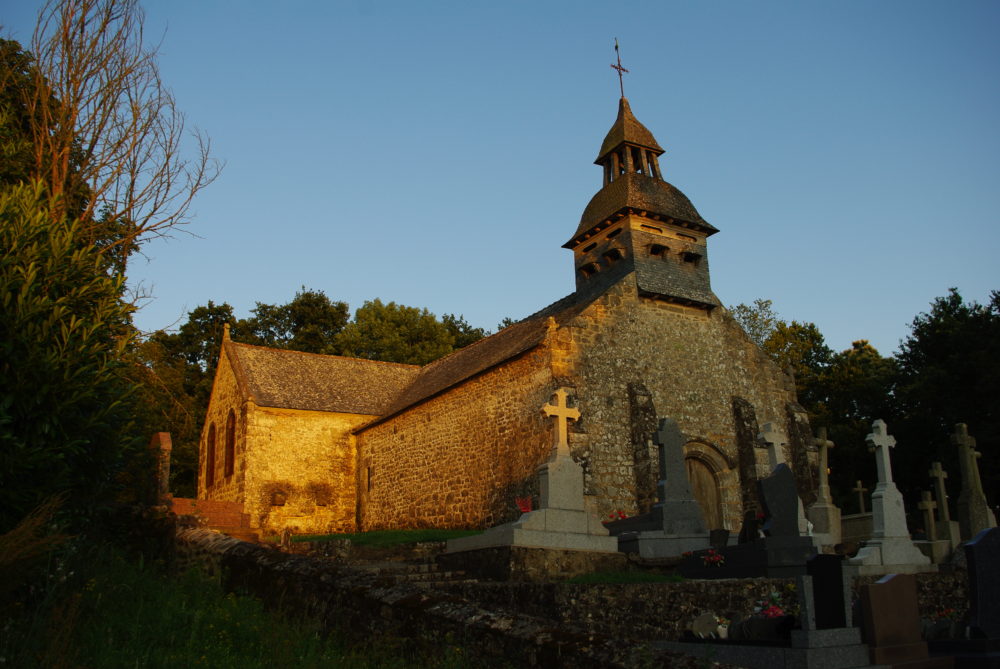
[
  {"left": 0, "top": 542, "right": 485, "bottom": 668},
  {"left": 564, "top": 570, "right": 684, "bottom": 584},
  {"left": 292, "top": 528, "right": 481, "bottom": 546}
]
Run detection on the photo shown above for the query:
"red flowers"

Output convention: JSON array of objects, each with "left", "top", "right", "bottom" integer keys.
[
  {"left": 515, "top": 497, "right": 532, "bottom": 513},
  {"left": 701, "top": 548, "right": 725, "bottom": 567}
]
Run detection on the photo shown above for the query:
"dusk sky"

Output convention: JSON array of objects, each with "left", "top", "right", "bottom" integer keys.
[{"left": 4, "top": 1, "right": 998, "bottom": 356}]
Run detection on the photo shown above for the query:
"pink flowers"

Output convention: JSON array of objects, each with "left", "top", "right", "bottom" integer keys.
[
  {"left": 701, "top": 548, "right": 725, "bottom": 567},
  {"left": 760, "top": 604, "right": 785, "bottom": 618}
]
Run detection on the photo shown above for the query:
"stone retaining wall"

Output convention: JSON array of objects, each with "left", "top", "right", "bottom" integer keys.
[{"left": 175, "top": 529, "right": 969, "bottom": 667}]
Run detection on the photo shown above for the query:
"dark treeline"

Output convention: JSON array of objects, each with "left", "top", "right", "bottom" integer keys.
[{"left": 730, "top": 291, "right": 1000, "bottom": 516}]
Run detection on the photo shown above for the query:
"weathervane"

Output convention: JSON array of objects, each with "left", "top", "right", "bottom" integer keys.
[{"left": 610, "top": 38, "right": 629, "bottom": 97}]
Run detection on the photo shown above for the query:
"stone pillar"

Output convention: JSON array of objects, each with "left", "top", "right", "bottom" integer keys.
[{"left": 148, "top": 432, "right": 172, "bottom": 505}]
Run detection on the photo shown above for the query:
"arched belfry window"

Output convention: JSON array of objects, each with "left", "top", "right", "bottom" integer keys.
[
  {"left": 224, "top": 410, "right": 236, "bottom": 478},
  {"left": 205, "top": 423, "right": 216, "bottom": 488}
]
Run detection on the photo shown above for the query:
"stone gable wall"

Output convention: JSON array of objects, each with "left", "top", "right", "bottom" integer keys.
[
  {"left": 562, "top": 277, "right": 803, "bottom": 529},
  {"left": 199, "top": 352, "right": 245, "bottom": 502},
  {"left": 357, "top": 346, "right": 556, "bottom": 530},
  {"left": 242, "top": 406, "right": 370, "bottom": 535}
]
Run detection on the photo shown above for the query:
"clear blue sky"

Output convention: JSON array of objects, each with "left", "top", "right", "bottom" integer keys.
[{"left": 5, "top": 1, "right": 999, "bottom": 355}]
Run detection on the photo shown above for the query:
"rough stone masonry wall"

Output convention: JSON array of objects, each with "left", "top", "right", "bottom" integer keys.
[
  {"left": 199, "top": 352, "right": 245, "bottom": 503},
  {"left": 357, "top": 347, "right": 556, "bottom": 531},
  {"left": 174, "top": 528, "right": 725, "bottom": 669},
  {"left": 564, "top": 278, "right": 804, "bottom": 529},
  {"left": 243, "top": 406, "right": 370, "bottom": 536}
]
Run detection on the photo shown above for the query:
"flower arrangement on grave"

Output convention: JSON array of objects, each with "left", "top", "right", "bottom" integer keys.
[
  {"left": 716, "top": 615, "right": 730, "bottom": 639},
  {"left": 603, "top": 510, "right": 628, "bottom": 523},
  {"left": 701, "top": 548, "right": 725, "bottom": 567},
  {"left": 514, "top": 497, "right": 533, "bottom": 513}
]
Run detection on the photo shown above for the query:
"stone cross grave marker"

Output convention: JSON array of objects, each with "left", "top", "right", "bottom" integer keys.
[
  {"left": 953, "top": 423, "right": 997, "bottom": 538},
  {"left": 853, "top": 480, "right": 868, "bottom": 514},
  {"left": 869, "top": 419, "right": 896, "bottom": 487},
  {"left": 929, "top": 462, "right": 950, "bottom": 524},
  {"left": 653, "top": 417, "right": 707, "bottom": 535},
  {"left": 918, "top": 490, "right": 937, "bottom": 541},
  {"left": 542, "top": 387, "right": 580, "bottom": 458},
  {"left": 813, "top": 427, "right": 834, "bottom": 504},
  {"left": 759, "top": 422, "right": 787, "bottom": 471}
]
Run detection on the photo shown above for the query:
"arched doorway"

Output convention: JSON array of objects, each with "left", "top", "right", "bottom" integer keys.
[{"left": 685, "top": 457, "right": 723, "bottom": 530}]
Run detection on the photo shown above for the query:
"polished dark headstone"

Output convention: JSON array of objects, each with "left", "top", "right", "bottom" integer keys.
[
  {"left": 807, "top": 554, "right": 849, "bottom": 629},
  {"left": 966, "top": 527, "right": 1000, "bottom": 640},
  {"left": 759, "top": 464, "right": 800, "bottom": 537}
]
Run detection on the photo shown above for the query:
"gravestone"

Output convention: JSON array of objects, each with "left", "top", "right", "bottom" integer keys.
[
  {"left": 927, "top": 527, "right": 1000, "bottom": 667},
  {"left": 953, "top": 424, "right": 997, "bottom": 540},
  {"left": 929, "top": 462, "right": 961, "bottom": 548},
  {"left": 860, "top": 574, "right": 952, "bottom": 668},
  {"left": 613, "top": 418, "right": 711, "bottom": 558},
  {"left": 854, "top": 480, "right": 869, "bottom": 514},
  {"left": 807, "top": 427, "right": 843, "bottom": 548},
  {"left": 679, "top": 463, "right": 814, "bottom": 578},
  {"left": 759, "top": 424, "right": 811, "bottom": 536},
  {"left": 846, "top": 420, "right": 934, "bottom": 575},
  {"left": 446, "top": 388, "right": 619, "bottom": 557},
  {"left": 915, "top": 490, "right": 952, "bottom": 564}
]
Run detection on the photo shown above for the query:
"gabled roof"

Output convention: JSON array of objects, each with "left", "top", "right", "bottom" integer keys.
[{"left": 225, "top": 341, "right": 420, "bottom": 415}]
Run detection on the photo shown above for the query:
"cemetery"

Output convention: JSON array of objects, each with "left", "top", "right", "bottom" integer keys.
[{"left": 170, "top": 388, "right": 999, "bottom": 668}]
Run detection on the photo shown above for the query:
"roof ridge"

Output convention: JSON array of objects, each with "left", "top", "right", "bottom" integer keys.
[{"left": 227, "top": 339, "right": 421, "bottom": 370}]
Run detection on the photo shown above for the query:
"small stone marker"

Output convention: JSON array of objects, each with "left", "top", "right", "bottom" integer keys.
[
  {"left": 854, "top": 480, "right": 869, "bottom": 514},
  {"left": 919, "top": 490, "right": 938, "bottom": 541},
  {"left": 954, "top": 423, "right": 998, "bottom": 539},
  {"left": 691, "top": 612, "right": 720, "bottom": 639},
  {"left": 860, "top": 574, "right": 951, "bottom": 667},
  {"left": 966, "top": 527, "right": 1000, "bottom": 640}
]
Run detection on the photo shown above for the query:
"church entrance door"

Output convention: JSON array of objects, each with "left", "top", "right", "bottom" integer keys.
[{"left": 685, "top": 457, "right": 722, "bottom": 529}]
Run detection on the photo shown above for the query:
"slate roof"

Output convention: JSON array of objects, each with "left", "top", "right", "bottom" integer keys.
[
  {"left": 225, "top": 341, "right": 420, "bottom": 415},
  {"left": 596, "top": 97, "right": 663, "bottom": 162},
  {"left": 567, "top": 172, "right": 718, "bottom": 248}
]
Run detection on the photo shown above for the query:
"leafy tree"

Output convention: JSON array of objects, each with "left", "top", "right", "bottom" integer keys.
[
  {"left": 132, "top": 302, "right": 235, "bottom": 496},
  {"left": 335, "top": 299, "right": 456, "bottom": 365},
  {"left": 0, "top": 183, "right": 140, "bottom": 530},
  {"left": 442, "top": 313, "right": 488, "bottom": 349},
  {"left": 893, "top": 289, "right": 1000, "bottom": 507},
  {"left": 810, "top": 341, "right": 898, "bottom": 509},
  {"left": 240, "top": 288, "right": 349, "bottom": 354},
  {"left": 729, "top": 298, "right": 781, "bottom": 348},
  {"left": 496, "top": 317, "right": 518, "bottom": 331},
  {"left": 762, "top": 320, "right": 833, "bottom": 409}
]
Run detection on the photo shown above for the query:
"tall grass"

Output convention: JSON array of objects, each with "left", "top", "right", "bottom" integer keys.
[{"left": 1, "top": 541, "right": 482, "bottom": 668}]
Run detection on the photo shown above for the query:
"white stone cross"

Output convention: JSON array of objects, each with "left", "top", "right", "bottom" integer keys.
[
  {"left": 759, "top": 422, "right": 787, "bottom": 470},
  {"left": 853, "top": 480, "right": 868, "bottom": 513},
  {"left": 867, "top": 419, "right": 896, "bottom": 485},
  {"left": 813, "top": 427, "right": 835, "bottom": 502},
  {"left": 542, "top": 387, "right": 580, "bottom": 457},
  {"left": 929, "top": 461, "right": 951, "bottom": 523},
  {"left": 918, "top": 490, "right": 937, "bottom": 541}
]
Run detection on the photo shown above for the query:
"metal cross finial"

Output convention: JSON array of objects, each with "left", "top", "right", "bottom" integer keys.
[{"left": 610, "top": 38, "right": 629, "bottom": 98}]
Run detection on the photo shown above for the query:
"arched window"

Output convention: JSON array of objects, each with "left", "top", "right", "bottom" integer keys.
[
  {"left": 224, "top": 410, "right": 236, "bottom": 478},
  {"left": 205, "top": 423, "right": 216, "bottom": 488}
]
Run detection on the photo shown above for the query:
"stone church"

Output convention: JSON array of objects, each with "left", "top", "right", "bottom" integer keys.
[{"left": 197, "top": 97, "right": 816, "bottom": 536}]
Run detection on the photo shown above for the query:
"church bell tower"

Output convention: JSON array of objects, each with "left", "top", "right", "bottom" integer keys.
[{"left": 564, "top": 97, "right": 720, "bottom": 310}]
